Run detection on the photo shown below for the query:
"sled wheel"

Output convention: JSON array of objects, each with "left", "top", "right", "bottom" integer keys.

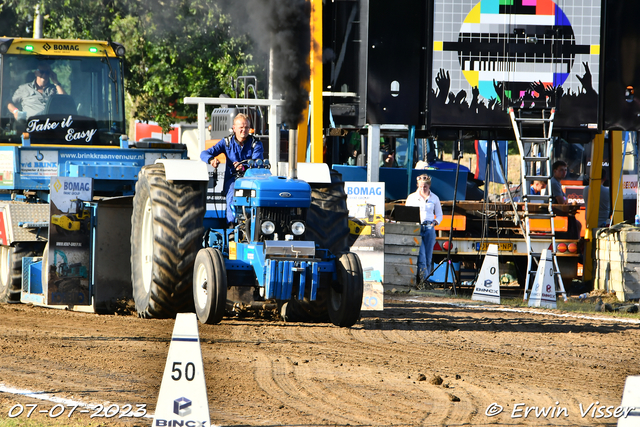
[
  {"left": 0, "top": 243, "right": 45, "bottom": 303},
  {"left": 328, "top": 252, "right": 364, "bottom": 327},
  {"left": 131, "top": 163, "right": 206, "bottom": 318},
  {"left": 193, "top": 248, "right": 227, "bottom": 324}
]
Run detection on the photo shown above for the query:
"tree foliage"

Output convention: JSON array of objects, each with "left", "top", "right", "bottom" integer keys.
[{"left": 0, "top": 0, "right": 263, "bottom": 131}]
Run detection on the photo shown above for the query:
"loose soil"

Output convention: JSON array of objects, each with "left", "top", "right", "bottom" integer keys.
[{"left": 1, "top": 295, "right": 639, "bottom": 426}]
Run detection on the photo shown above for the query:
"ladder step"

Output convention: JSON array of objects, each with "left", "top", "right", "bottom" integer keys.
[
  {"left": 525, "top": 175, "right": 550, "bottom": 181},
  {"left": 527, "top": 214, "right": 555, "bottom": 219},
  {"left": 515, "top": 118, "right": 553, "bottom": 124},
  {"left": 528, "top": 234, "right": 555, "bottom": 239},
  {"left": 523, "top": 156, "right": 549, "bottom": 161},
  {"left": 528, "top": 252, "right": 559, "bottom": 259},
  {"left": 525, "top": 194, "right": 553, "bottom": 201},
  {"left": 520, "top": 137, "right": 551, "bottom": 143}
]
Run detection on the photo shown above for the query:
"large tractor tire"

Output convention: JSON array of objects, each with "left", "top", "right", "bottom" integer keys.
[
  {"left": 0, "top": 243, "right": 46, "bottom": 303},
  {"left": 305, "top": 169, "right": 350, "bottom": 256},
  {"left": 283, "top": 170, "right": 351, "bottom": 323},
  {"left": 193, "top": 248, "right": 227, "bottom": 324},
  {"left": 328, "top": 252, "right": 364, "bottom": 327},
  {"left": 131, "top": 164, "right": 206, "bottom": 319}
]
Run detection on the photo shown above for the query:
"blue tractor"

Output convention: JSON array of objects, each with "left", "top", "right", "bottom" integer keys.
[{"left": 130, "top": 157, "right": 365, "bottom": 327}]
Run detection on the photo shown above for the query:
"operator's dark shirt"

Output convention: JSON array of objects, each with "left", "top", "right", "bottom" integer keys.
[{"left": 12, "top": 81, "right": 57, "bottom": 118}]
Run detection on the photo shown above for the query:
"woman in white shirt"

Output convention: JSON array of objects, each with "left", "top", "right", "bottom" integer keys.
[{"left": 405, "top": 174, "right": 443, "bottom": 282}]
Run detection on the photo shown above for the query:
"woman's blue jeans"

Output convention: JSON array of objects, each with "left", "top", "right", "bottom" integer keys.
[{"left": 418, "top": 223, "right": 436, "bottom": 280}]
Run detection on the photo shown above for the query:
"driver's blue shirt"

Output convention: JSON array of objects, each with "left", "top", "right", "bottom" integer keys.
[
  {"left": 199, "top": 134, "right": 264, "bottom": 223},
  {"left": 200, "top": 134, "right": 264, "bottom": 185}
]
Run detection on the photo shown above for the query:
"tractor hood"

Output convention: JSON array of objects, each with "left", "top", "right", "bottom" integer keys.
[{"left": 234, "top": 169, "right": 312, "bottom": 208}]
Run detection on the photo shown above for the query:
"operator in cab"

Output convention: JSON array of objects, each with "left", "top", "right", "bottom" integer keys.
[
  {"left": 7, "top": 63, "right": 66, "bottom": 119},
  {"left": 200, "top": 113, "right": 264, "bottom": 225}
]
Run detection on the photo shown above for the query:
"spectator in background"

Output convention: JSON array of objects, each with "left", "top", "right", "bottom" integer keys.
[
  {"left": 583, "top": 169, "right": 611, "bottom": 228},
  {"left": 529, "top": 180, "right": 547, "bottom": 196},
  {"left": 550, "top": 160, "right": 582, "bottom": 238},
  {"left": 379, "top": 144, "right": 395, "bottom": 167},
  {"left": 406, "top": 174, "right": 443, "bottom": 282},
  {"left": 347, "top": 149, "right": 358, "bottom": 166},
  {"left": 550, "top": 160, "right": 568, "bottom": 204}
]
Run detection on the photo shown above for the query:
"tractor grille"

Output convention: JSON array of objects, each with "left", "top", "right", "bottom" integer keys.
[{"left": 257, "top": 207, "right": 306, "bottom": 241}]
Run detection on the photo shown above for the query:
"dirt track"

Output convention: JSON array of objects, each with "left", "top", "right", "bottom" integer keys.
[{"left": 1, "top": 296, "right": 639, "bottom": 426}]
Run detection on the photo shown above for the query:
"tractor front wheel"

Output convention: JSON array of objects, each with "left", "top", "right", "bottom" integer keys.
[
  {"left": 193, "top": 248, "right": 227, "bottom": 324},
  {"left": 328, "top": 252, "right": 364, "bottom": 327}
]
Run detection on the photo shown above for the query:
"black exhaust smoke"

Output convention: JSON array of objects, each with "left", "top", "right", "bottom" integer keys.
[{"left": 234, "top": 0, "right": 311, "bottom": 127}]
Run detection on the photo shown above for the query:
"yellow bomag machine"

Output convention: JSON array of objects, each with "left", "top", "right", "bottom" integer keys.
[{"left": 348, "top": 203, "right": 384, "bottom": 238}]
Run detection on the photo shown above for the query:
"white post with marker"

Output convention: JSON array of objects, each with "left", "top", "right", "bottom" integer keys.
[
  {"left": 618, "top": 376, "right": 640, "bottom": 426},
  {"left": 472, "top": 244, "right": 501, "bottom": 304},
  {"left": 153, "top": 313, "right": 212, "bottom": 427},
  {"left": 528, "top": 248, "right": 557, "bottom": 308}
]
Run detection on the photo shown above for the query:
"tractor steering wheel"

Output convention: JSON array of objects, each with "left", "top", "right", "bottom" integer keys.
[{"left": 232, "top": 159, "right": 251, "bottom": 178}]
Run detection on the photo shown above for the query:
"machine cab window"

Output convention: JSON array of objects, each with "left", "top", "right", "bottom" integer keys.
[{"left": 0, "top": 38, "right": 125, "bottom": 146}]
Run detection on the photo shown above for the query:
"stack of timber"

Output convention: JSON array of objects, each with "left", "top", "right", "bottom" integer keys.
[{"left": 383, "top": 222, "right": 421, "bottom": 291}]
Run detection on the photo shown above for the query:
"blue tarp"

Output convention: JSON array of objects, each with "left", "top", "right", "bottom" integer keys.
[
  {"left": 333, "top": 165, "right": 467, "bottom": 201},
  {"left": 474, "top": 140, "right": 508, "bottom": 184}
]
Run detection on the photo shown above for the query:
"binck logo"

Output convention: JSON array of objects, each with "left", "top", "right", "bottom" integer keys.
[
  {"left": 173, "top": 397, "right": 191, "bottom": 417},
  {"left": 483, "top": 279, "right": 492, "bottom": 288}
]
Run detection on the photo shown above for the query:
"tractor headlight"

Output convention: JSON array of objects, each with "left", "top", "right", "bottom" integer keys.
[
  {"left": 248, "top": 159, "right": 256, "bottom": 168},
  {"left": 261, "top": 221, "right": 275, "bottom": 235},
  {"left": 256, "top": 159, "right": 263, "bottom": 167},
  {"left": 290, "top": 221, "right": 305, "bottom": 236}
]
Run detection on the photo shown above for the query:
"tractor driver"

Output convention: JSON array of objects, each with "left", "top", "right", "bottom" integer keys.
[
  {"left": 200, "top": 113, "right": 264, "bottom": 225},
  {"left": 7, "top": 63, "right": 66, "bottom": 119}
]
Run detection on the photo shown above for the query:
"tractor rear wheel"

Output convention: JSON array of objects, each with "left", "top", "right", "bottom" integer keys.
[
  {"left": 193, "top": 248, "right": 227, "bottom": 324},
  {"left": 306, "top": 170, "right": 350, "bottom": 255},
  {"left": 328, "top": 252, "right": 364, "bottom": 327},
  {"left": 131, "top": 164, "right": 206, "bottom": 319}
]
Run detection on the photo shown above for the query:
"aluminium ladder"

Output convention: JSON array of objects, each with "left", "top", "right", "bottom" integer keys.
[{"left": 508, "top": 107, "right": 567, "bottom": 301}]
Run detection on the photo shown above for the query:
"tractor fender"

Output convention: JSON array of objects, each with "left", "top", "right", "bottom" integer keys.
[
  {"left": 155, "top": 159, "right": 209, "bottom": 182},
  {"left": 296, "top": 162, "right": 331, "bottom": 184}
]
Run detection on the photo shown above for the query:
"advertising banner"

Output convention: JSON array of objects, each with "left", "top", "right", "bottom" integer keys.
[
  {"left": 0, "top": 150, "right": 14, "bottom": 186},
  {"left": 430, "top": 0, "right": 602, "bottom": 130},
  {"left": 345, "top": 182, "right": 385, "bottom": 311},
  {"left": 48, "top": 176, "right": 93, "bottom": 305}
]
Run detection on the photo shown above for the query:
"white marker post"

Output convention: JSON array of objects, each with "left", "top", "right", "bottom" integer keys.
[
  {"left": 472, "top": 244, "right": 501, "bottom": 304},
  {"left": 528, "top": 248, "right": 557, "bottom": 308},
  {"left": 152, "top": 313, "right": 211, "bottom": 427},
  {"left": 618, "top": 376, "right": 640, "bottom": 427}
]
